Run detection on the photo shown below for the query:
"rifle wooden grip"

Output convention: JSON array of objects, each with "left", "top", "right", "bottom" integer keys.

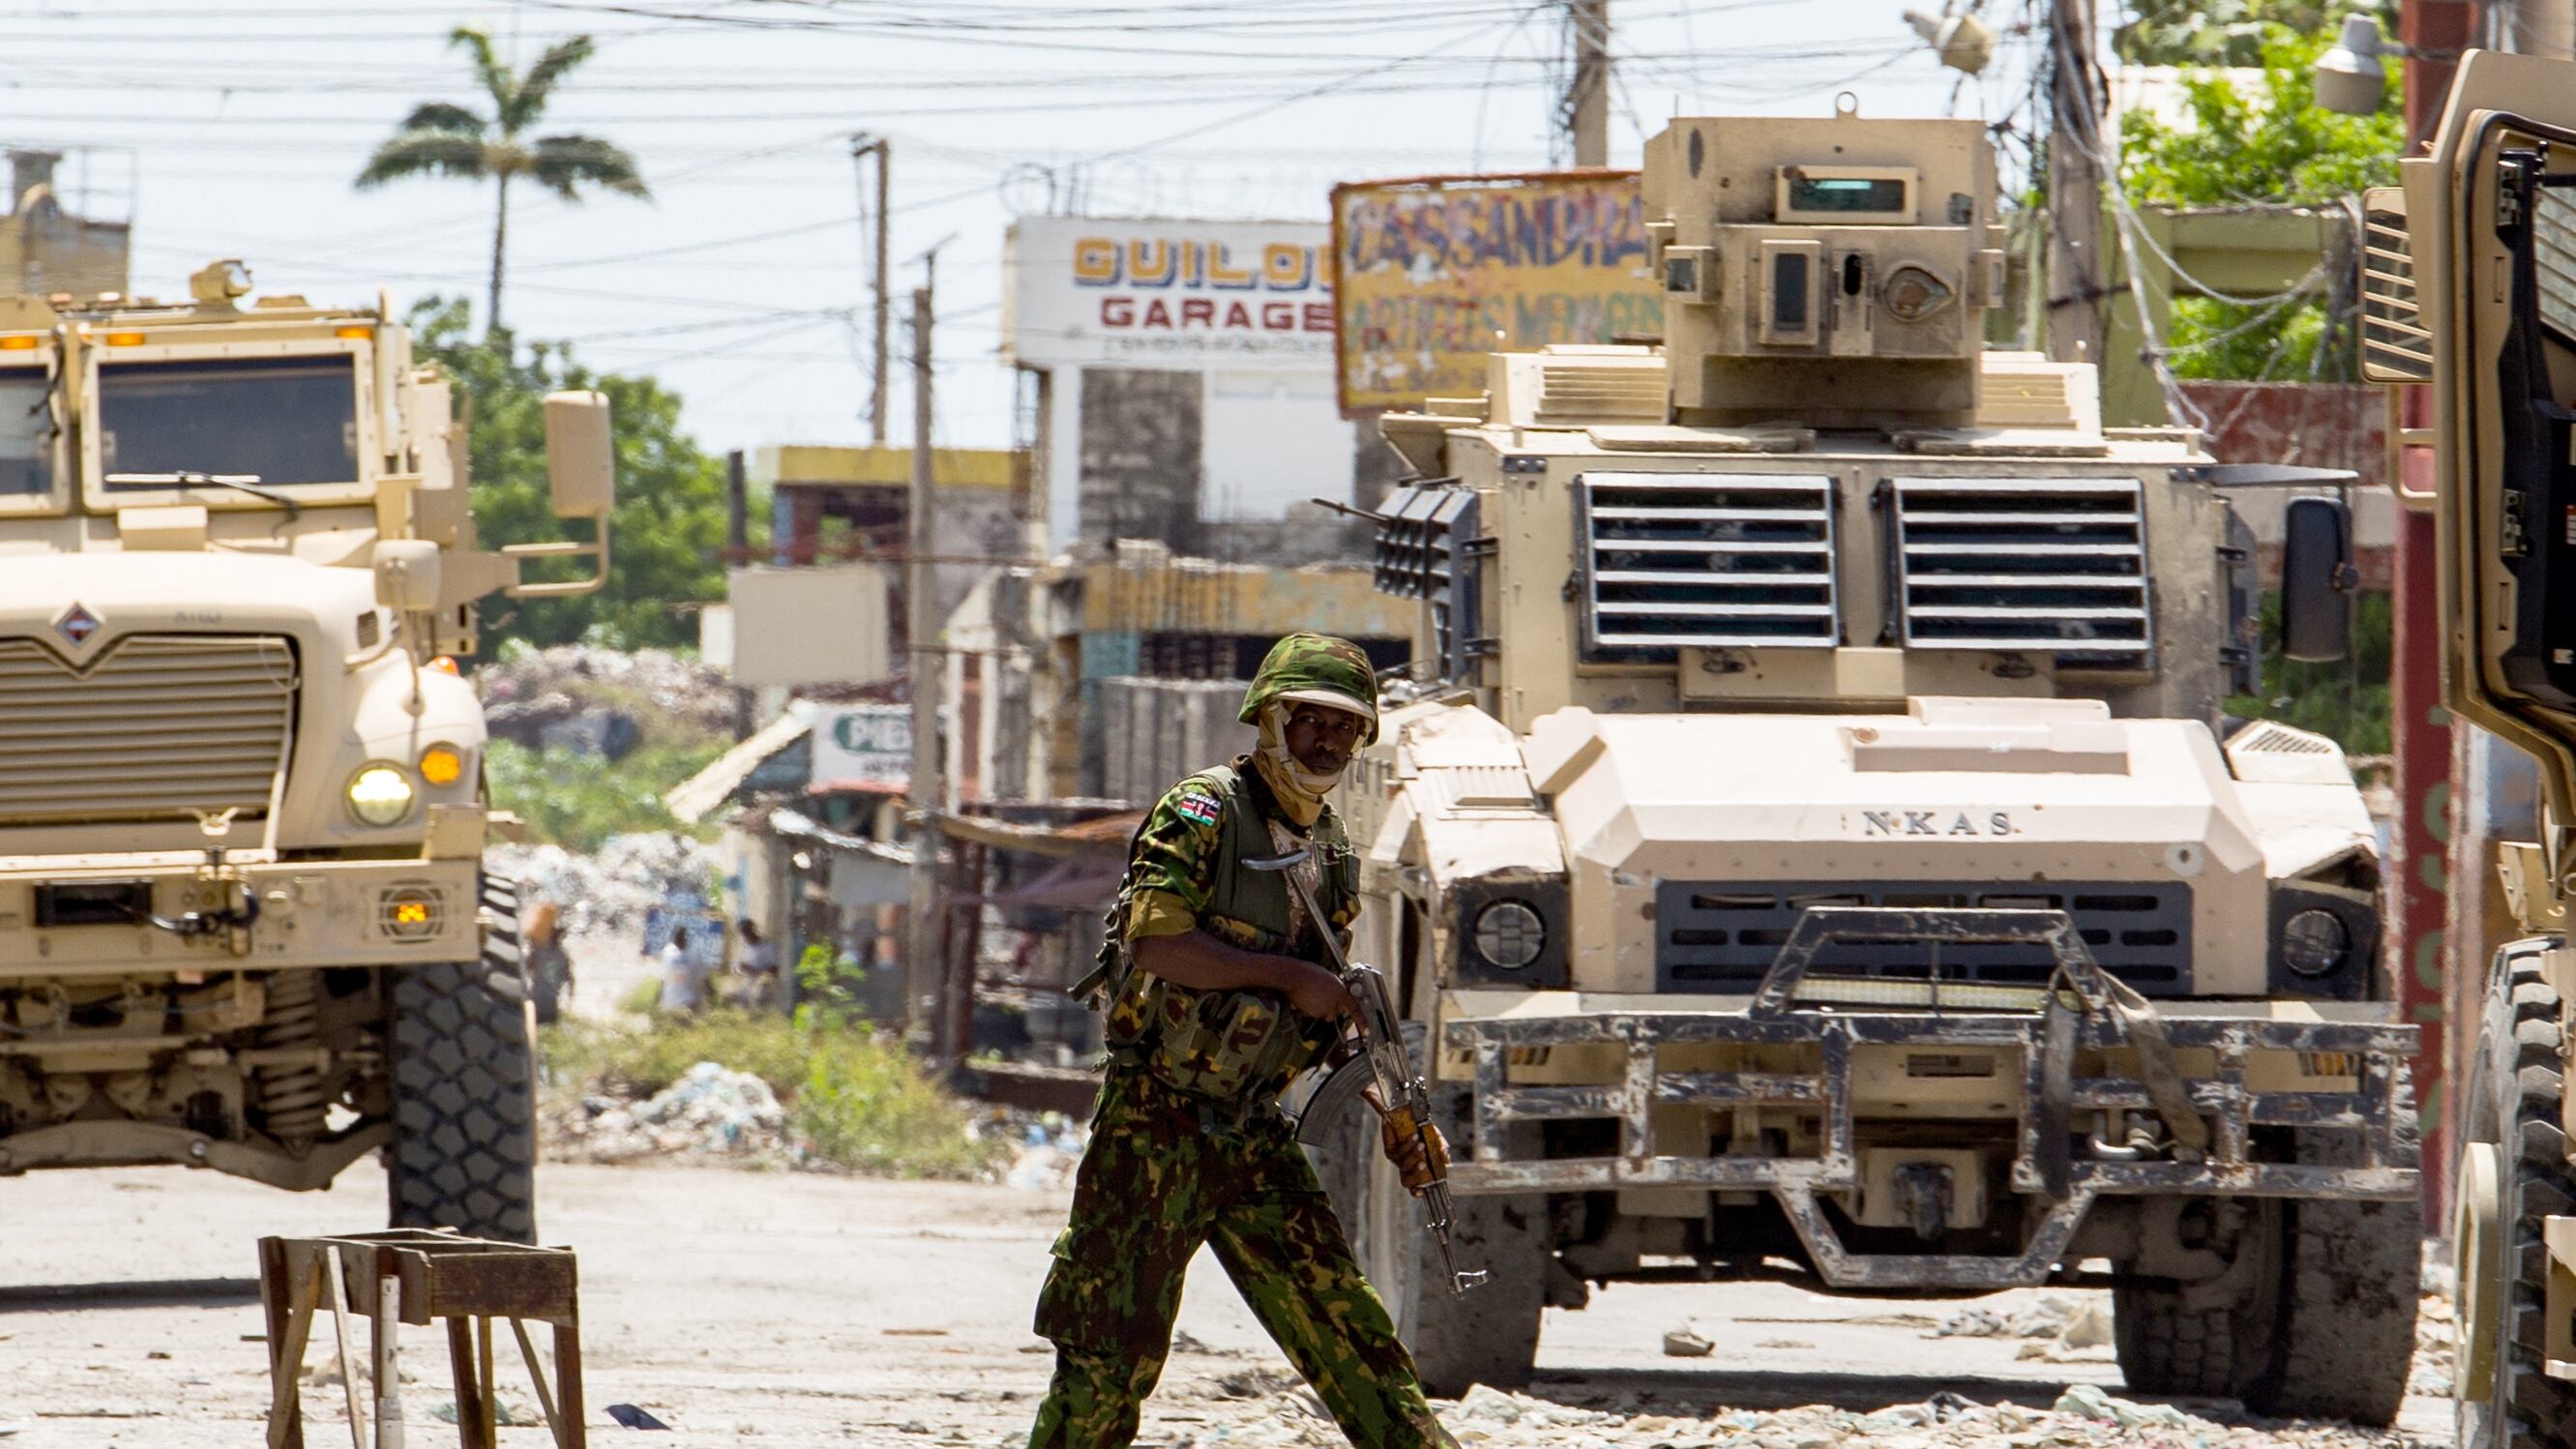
[{"left": 1386, "top": 1107, "right": 1419, "bottom": 1138}]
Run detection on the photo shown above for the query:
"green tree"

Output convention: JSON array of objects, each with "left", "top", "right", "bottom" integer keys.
[
  {"left": 2114, "top": 0, "right": 2390, "bottom": 67},
  {"left": 355, "top": 28, "right": 648, "bottom": 336},
  {"left": 409, "top": 298, "right": 730, "bottom": 653},
  {"left": 2117, "top": 21, "right": 2403, "bottom": 381}
]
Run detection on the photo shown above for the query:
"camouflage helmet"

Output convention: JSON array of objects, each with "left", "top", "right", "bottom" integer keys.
[{"left": 1239, "top": 633, "right": 1378, "bottom": 745}]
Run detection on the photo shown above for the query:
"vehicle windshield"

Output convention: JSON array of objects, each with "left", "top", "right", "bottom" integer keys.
[
  {"left": 98, "top": 354, "right": 359, "bottom": 489},
  {"left": 0, "top": 368, "right": 53, "bottom": 496}
]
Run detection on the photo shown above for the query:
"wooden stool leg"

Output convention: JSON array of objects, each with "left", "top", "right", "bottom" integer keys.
[
  {"left": 260, "top": 1240, "right": 314, "bottom": 1449},
  {"left": 444, "top": 1318, "right": 492, "bottom": 1449},
  {"left": 553, "top": 1324, "right": 585, "bottom": 1449},
  {"left": 322, "top": 1252, "right": 369, "bottom": 1449}
]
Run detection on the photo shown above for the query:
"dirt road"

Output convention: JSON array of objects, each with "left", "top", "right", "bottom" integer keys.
[{"left": 0, "top": 1160, "right": 2448, "bottom": 1446}]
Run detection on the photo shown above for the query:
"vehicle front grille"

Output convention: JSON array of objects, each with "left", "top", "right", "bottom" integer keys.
[
  {"left": 0, "top": 634, "right": 299, "bottom": 828},
  {"left": 1578, "top": 470, "right": 1838, "bottom": 657},
  {"left": 1654, "top": 878, "right": 2193, "bottom": 998},
  {"left": 1890, "top": 476, "right": 2151, "bottom": 665}
]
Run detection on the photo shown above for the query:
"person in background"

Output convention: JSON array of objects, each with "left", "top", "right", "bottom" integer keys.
[
  {"left": 658, "top": 924, "right": 704, "bottom": 1014},
  {"left": 737, "top": 918, "right": 780, "bottom": 1010}
]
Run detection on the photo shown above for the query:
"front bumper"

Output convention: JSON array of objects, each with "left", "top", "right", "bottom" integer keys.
[
  {"left": 1438, "top": 906, "right": 2418, "bottom": 1289},
  {"left": 0, "top": 853, "right": 482, "bottom": 976}
]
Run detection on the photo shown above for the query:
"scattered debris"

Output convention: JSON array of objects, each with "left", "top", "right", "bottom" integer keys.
[
  {"left": 546, "top": 1062, "right": 792, "bottom": 1165},
  {"left": 491, "top": 833, "right": 722, "bottom": 940},
  {"left": 479, "top": 644, "right": 733, "bottom": 758},
  {"left": 1000, "top": 1112, "right": 1088, "bottom": 1193},
  {"left": 1661, "top": 1328, "right": 1714, "bottom": 1358},
  {"left": 605, "top": 1403, "right": 672, "bottom": 1431}
]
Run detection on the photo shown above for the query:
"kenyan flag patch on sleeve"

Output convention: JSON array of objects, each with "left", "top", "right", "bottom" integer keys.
[{"left": 1174, "top": 788, "right": 1223, "bottom": 827}]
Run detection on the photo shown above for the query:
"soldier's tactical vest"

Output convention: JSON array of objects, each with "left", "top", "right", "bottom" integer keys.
[{"left": 1084, "top": 763, "right": 1357, "bottom": 1110}]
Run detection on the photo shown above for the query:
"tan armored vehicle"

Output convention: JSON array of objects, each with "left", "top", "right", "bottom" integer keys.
[
  {"left": 0, "top": 261, "right": 611, "bottom": 1241},
  {"left": 2367, "top": 49, "right": 2576, "bottom": 1449},
  {"left": 1313, "top": 108, "right": 2420, "bottom": 1420}
]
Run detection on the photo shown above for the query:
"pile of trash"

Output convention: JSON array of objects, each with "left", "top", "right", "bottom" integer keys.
[
  {"left": 1168, "top": 1383, "right": 2434, "bottom": 1448},
  {"left": 545, "top": 1061, "right": 794, "bottom": 1167},
  {"left": 478, "top": 643, "right": 733, "bottom": 757},
  {"left": 492, "top": 832, "right": 721, "bottom": 938},
  {"left": 998, "top": 1111, "right": 1089, "bottom": 1192}
]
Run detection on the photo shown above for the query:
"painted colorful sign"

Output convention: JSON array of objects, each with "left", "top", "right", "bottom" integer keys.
[
  {"left": 810, "top": 703, "right": 911, "bottom": 790},
  {"left": 1002, "top": 217, "right": 1334, "bottom": 370},
  {"left": 1331, "top": 171, "right": 1664, "bottom": 416}
]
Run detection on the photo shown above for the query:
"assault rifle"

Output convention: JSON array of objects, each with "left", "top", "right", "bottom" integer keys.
[{"left": 1248, "top": 850, "right": 1487, "bottom": 1295}]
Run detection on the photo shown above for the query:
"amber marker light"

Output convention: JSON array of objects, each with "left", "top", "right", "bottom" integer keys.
[
  {"left": 419, "top": 744, "right": 465, "bottom": 787},
  {"left": 427, "top": 656, "right": 461, "bottom": 676},
  {"left": 0, "top": 336, "right": 38, "bottom": 350},
  {"left": 104, "top": 332, "right": 146, "bottom": 346},
  {"left": 336, "top": 325, "right": 370, "bottom": 340}
]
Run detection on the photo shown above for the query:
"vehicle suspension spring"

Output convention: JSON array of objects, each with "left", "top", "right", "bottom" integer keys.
[{"left": 255, "top": 970, "right": 328, "bottom": 1144}]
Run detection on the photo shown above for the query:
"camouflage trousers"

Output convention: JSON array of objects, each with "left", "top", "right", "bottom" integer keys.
[{"left": 1026, "top": 1067, "right": 1451, "bottom": 1449}]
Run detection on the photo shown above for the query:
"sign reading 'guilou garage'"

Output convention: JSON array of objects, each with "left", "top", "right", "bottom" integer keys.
[{"left": 1001, "top": 216, "right": 1335, "bottom": 370}]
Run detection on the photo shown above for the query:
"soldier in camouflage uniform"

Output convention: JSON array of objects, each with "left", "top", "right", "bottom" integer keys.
[{"left": 1028, "top": 634, "right": 1455, "bottom": 1449}]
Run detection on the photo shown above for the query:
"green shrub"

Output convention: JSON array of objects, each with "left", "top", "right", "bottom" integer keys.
[{"left": 542, "top": 1011, "right": 1009, "bottom": 1179}]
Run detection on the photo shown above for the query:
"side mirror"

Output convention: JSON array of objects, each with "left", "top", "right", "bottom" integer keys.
[
  {"left": 2280, "top": 496, "right": 2355, "bottom": 663},
  {"left": 372, "top": 538, "right": 444, "bottom": 613},
  {"left": 542, "top": 391, "right": 613, "bottom": 519}
]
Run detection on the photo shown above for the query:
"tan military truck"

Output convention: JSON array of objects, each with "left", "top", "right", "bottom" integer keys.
[
  {"left": 1311, "top": 108, "right": 2420, "bottom": 1421},
  {"left": 0, "top": 260, "right": 611, "bottom": 1242},
  {"left": 2364, "top": 48, "right": 2576, "bottom": 1449}
]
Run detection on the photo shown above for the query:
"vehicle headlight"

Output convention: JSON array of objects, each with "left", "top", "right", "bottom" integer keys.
[
  {"left": 346, "top": 763, "right": 416, "bottom": 827},
  {"left": 2279, "top": 907, "right": 2349, "bottom": 977},
  {"left": 1471, "top": 900, "right": 1546, "bottom": 970}
]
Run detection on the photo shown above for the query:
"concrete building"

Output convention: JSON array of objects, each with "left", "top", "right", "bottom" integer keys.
[{"left": 2, "top": 151, "right": 128, "bottom": 300}]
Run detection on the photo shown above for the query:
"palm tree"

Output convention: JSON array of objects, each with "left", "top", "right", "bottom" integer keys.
[{"left": 356, "top": 27, "right": 648, "bottom": 335}]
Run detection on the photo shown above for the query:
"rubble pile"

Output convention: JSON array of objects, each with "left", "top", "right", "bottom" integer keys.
[
  {"left": 477, "top": 643, "right": 734, "bottom": 756},
  {"left": 491, "top": 832, "right": 721, "bottom": 937},
  {"left": 1931, "top": 1294, "right": 2113, "bottom": 1362},
  {"left": 1168, "top": 1383, "right": 2437, "bottom": 1448},
  {"left": 546, "top": 1061, "right": 794, "bottom": 1166}
]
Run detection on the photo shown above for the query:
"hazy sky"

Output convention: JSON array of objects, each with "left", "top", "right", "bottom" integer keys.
[{"left": 2, "top": 1, "right": 2052, "bottom": 456}]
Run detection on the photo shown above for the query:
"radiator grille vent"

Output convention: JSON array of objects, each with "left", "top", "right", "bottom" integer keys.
[
  {"left": 0, "top": 634, "right": 298, "bottom": 828},
  {"left": 1654, "top": 879, "right": 2192, "bottom": 997},
  {"left": 1578, "top": 471, "right": 1837, "bottom": 656},
  {"left": 1891, "top": 476, "right": 2150, "bottom": 663}
]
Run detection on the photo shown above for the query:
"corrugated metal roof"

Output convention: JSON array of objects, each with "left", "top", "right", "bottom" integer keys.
[{"left": 664, "top": 711, "right": 814, "bottom": 824}]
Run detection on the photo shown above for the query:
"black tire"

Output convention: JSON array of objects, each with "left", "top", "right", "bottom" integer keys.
[
  {"left": 2458, "top": 942, "right": 2576, "bottom": 1449},
  {"left": 2114, "top": 1201, "right": 2278, "bottom": 1402},
  {"left": 387, "top": 876, "right": 538, "bottom": 1243},
  {"left": 2115, "top": 1071, "right": 2419, "bottom": 1423},
  {"left": 2243, "top": 1105, "right": 2420, "bottom": 1423},
  {"left": 1309, "top": 1028, "right": 1547, "bottom": 1398},
  {"left": 2113, "top": 1272, "right": 2257, "bottom": 1399}
]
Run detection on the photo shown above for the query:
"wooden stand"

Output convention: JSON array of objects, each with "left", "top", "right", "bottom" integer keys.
[{"left": 258, "top": 1229, "right": 583, "bottom": 1449}]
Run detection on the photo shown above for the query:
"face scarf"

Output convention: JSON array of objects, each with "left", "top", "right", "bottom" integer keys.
[{"left": 1250, "top": 701, "right": 1349, "bottom": 828}]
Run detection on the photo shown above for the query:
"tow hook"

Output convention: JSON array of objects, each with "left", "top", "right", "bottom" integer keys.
[{"left": 133, "top": 882, "right": 261, "bottom": 946}]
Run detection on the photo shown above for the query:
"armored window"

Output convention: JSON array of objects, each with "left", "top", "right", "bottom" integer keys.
[
  {"left": 99, "top": 354, "right": 361, "bottom": 489},
  {"left": 0, "top": 368, "right": 51, "bottom": 496},
  {"left": 1577, "top": 471, "right": 1838, "bottom": 661}
]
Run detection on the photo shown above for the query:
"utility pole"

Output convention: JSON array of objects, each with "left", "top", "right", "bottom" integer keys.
[
  {"left": 1567, "top": 1, "right": 1611, "bottom": 166},
  {"left": 903, "top": 283, "right": 942, "bottom": 1050},
  {"left": 2044, "top": 0, "right": 2105, "bottom": 366},
  {"left": 852, "top": 134, "right": 893, "bottom": 447}
]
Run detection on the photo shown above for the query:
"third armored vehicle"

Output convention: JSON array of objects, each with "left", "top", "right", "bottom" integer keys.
[{"left": 1315, "top": 106, "right": 2421, "bottom": 1421}]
